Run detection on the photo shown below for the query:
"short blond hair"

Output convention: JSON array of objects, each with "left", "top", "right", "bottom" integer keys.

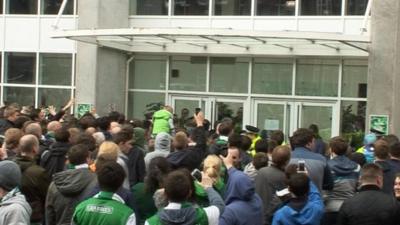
[
  {"left": 203, "top": 155, "right": 222, "bottom": 179},
  {"left": 98, "top": 141, "right": 119, "bottom": 161}
]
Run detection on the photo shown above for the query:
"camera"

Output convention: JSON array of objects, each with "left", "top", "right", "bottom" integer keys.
[{"left": 191, "top": 169, "right": 202, "bottom": 182}]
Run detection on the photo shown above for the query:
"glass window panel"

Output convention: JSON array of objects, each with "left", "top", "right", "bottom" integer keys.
[
  {"left": 41, "top": 0, "right": 73, "bottom": 14},
  {"left": 5, "top": 52, "right": 36, "bottom": 84},
  {"left": 39, "top": 53, "right": 72, "bottom": 86},
  {"left": 0, "top": 0, "right": 3, "bottom": 14},
  {"left": 252, "top": 58, "right": 293, "bottom": 95},
  {"left": 128, "top": 92, "right": 165, "bottom": 120},
  {"left": 3, "top": 87, "right": 35, "bottom": 106},
  {"left": 38, "top": 88, "right": 71, "bottom": 108},
  {"left": 295, "top": 59, "right": 339, "bottom": 96},
  {"left": 342, "top": 60, "right": 367, "bottom": 98},
  {"left": 7, "top": 0, "right": 37, "bottom": 14},
  {"left": 130, "top": 0, "right": 168, "bottom": 15},
  {"left": 341, "top": 100, "right": 366, "bottom": 149},
  {"left": 346, "top": 0, "right": 368, "bottom": 15},
  {"left": 169, "top": 56, "right": 206, "bottom": 91},
  {"left": 300, "top": 0, "right": 341, "bottom": 15},
  {"left": 210, "top": 57, "right": 248, "bottom": 93},
  {"left": 256, "top": 0, "right": 295, "bottom": 15},
  {"left": 174, "top": 0, "right": 209, "bottom": 15},
  {"left": 129, "top": 55, "right": 166, "bottom": 90},
  {"left": 214, "top": 0, "right": 250, "bottom": 16},
  {"left": 215, "top": 101, "right": 243, "bottom": 132}
]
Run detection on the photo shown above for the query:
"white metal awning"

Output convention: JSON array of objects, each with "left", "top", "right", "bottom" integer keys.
[{"left": 52, "top": 28, "right": 370, "bottom": 57}]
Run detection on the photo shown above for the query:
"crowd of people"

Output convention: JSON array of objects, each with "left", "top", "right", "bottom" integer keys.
[{"left": 0, "top": 101, "right": 399, "bottom": 225}]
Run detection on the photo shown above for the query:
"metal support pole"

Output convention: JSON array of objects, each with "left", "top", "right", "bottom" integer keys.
[{"left": 52, "top": 0, "right": 69, "bottom": 29}]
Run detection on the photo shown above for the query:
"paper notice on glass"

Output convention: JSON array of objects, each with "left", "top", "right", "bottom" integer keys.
[{"left": 264, "top": 119, "right": 279, "bottom": 130}]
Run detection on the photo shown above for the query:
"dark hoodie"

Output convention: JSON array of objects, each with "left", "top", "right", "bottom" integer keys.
[
  {"left": 40, "top": 141, "right": 71, "bottom": 177},
  {"left": 375, "top": 160, "right": 396, "bottom": 195},
  {"left": 45, "top": 168, "right": 97, "bottom": 225},
  {"left": 14, "top": 155, "right": 50, "bottom": 222},
  {"left": 220, "top": 168, "right": 263, "bottom": 225},
  {"left": 326, "top": 155, "right": 359, "bottom": 212}
]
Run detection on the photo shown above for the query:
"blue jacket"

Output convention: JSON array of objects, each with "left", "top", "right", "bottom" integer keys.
[
  {"left": 272, "top": 182, "right": 324, "bottom": 225},
  {"left": 219, "top": 168, "right": 263, "bottom": 225}
]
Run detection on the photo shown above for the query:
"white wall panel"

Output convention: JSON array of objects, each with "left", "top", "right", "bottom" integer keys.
[
  {"left": 130, "top": 17, "right": 171, "bottom": 28},
  {"left": 254, "top": 18, "right": 297, "bottom": 31},
  {"left": 170, "top": 18, "right": 209, "bottom": 28},
  {"left": 344, "top": 18, "right": 367, "bottom": 35},
  {"left": 0, "top": 19, "right": 4, "bottom": 50},
  {"left": 39, "top": 17, "right": 76, "bottom": 53},
  {"left": 298, "top": 18, "right": 343, "bottom": 33},
  {"left": 211, "top": 18, "right": 252, "bottom": 30},
  {"left": 4, "top": 17, "right": 39, "bottom": 51}
]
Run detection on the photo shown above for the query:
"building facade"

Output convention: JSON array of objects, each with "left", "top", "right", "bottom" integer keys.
[{"left": 2, "top": 0, "right": 394, "bottom": 143}]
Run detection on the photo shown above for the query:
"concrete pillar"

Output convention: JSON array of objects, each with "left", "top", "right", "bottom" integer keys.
[
  {"left": 367, "top": 0, "right": 400, "bottom": 134},
  {"left": 75, "top": 0, "right": 129, "bottom": 116}
]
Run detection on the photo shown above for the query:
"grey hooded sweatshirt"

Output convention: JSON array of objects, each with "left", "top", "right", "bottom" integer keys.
[
  {"left": 0, "top": 188, "right": 32, "bottom": 225},
  {"left": 144, "top": 132, "right": 171, "bottom": 168},
  {"left": 45, "top": 168, "right": 97, "bottom": 225}
]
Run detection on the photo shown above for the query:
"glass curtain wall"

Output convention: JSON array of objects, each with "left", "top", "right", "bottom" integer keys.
[
  {"left": 209, "top": 57, "right": 248, "bottom": 93},
  {"left": 130, "top": 0, "right": 168, "bottom": 15},
  {"left": 1, "top": 52, "right": 74, "bottom": 107},
  {"left": 7, "top": 0, "right": 37, "bottom": 14},
  {"left": 130, "top": 0, "right": 368, "bottom": 15},
  {"left": 214, "top": 0, "right": 251, "bottom": 15},
  {"left": 5, "top": 0, "right": 75, "bottom": 14},
  {"left": 41, "top": 0, "right": 74, "bottom": 14}
]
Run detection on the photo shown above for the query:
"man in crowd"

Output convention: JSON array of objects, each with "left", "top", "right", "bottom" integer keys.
[
  {"left": 337, "top": 163, "right": 400, "bottom": 225},
  {"left": 289, "top": 128, "right": 333, "bottom": 192}
]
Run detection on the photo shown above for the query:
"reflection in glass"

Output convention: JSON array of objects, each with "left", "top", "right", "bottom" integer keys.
[
  {"left": 341, "top": 100, "right": 366, "bottom": 149},
  {"left": 41, "top": 0, "right": 73, "bottom": 14},
  {"left": 210, "top": 57, "right": 248, "bottom": 93},
  {"left": 169, "top": 56, "right": 207, "bottom": 91},
  {"left": 7, "top": 0, "right": 37, "bottom": 14},
  {"left": 130, "top": 0, "right": 168, "bottom": 15},
  {"left": 342, "top": 60, "right": 367, "bottom": 98},
  {"left": 3, "top": 87, "right": 35, "bottom": 106},
  {"left": 256, "top": 0, "right": 295, "bottom": 15},
  {"left": 39, "top": 54, "right": 72, "bottom": 86},
  {"left": 252, "top": 59, "right": 293, "bottom": 95},
  {"left": 174, "top": 99, "right": 203, "bottom": 129},
  {"left": 296, "top": 59, "right": 339, "bottom": 96},
  {"left": 174, "top": 0, "right": 209, "bottom": 15},
  {"left": 38, "top": 88, "right": 71, "bottom": 108},
  {"left": 214, "top": 0, "right": 251, "bottom": 16},
  {"left": 257, "top": 104, "right": 284, "bottom": 131},
  {"left": 346, "top": 0, "right": 368, "bottom": 15},
  {"left": 301, "top": 105, "right": 332, "bottom": 141},
  {"left": 301, "top": 0, "right": 341, "bottom": 15},
  {"left": 0, "top": 0, "right": 3, "bottom": 14},
  {"left": 215, "top": 101, "right": 243, "bottom": 132},
  {"left": 5, "top": 52, "right": 36, "bottom": 84},
  {"left": 129, "top": 55, "right": 166, "bottom": 90},
  {"left": 128, "top": 92, "right": 165, "bottom": 120}
]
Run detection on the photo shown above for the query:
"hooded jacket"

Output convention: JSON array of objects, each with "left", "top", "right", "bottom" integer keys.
[
  {"left": 272, "top": 182, "right": 324, "bottom": 225},
  {"left": 144, "top": 132, "right": 171, "bottom": 168},
  {"left": 220, "top": 168, "right": 264, "bottom": 225},
  {"left": 152, "top": 109, "right": 173, "bottom": 135},
  {"left": 0, "top": 188, "right": 32, "bottom": 225},
  {"left": 375, "top": 160, "right": 396, "bottom": 195},
  {"left": 40, "top": 141, "right": 71, "bottom": 177},
  {"left": 45, "top": 167, "right": 97, "bottom": 225},
  {"left": 325, "top": 155, "right": 359, "bottom": 212},
  {"left": 145, "top": 187, "right": 224, "bottom": 225},
  {"left": 14, "top": 155, "right": 51, "bottom": 222}
]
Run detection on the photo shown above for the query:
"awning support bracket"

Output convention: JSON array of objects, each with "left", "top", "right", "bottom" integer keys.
[
  {"left": 319, "top": 43, "right": 340, "bottom": 51},
  {"left": 230, "top": 44, "right": 249, "bottom": 50},
  {"left": 200, "top": 35, "right": 221, "bottom": 44},
  {"left": 274, "top": 44, "right": 293, "bottom": 51},
  {"left": 339, "top": 41, "right": 368, "bottom": 52},
  {"left": 186, "top": 43, "right": 207, "bottom": 49},
  {"left": 145, "top": 42, "right": 166, "bottom": 48},
  {"left": 157, "top": 35, "right": 176, "bottom": 43}
]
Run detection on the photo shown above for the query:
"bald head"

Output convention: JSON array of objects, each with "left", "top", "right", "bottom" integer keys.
[
  {"left": 24, "top": 123, "right": 42, "bottom": 139},
  {"left": 47, "top": 121, "right": 62, "bottom": 133},
  {"left": 19, "top": 134, "right": 39, "bottom": 155},
  {"left": 272, "top": 145, "right": 291, "bottom": 169}
]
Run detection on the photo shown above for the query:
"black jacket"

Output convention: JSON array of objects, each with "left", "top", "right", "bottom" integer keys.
[
  {"left": 0, "top": 118, "right": 14, "bottom": 135},
  {"left": 337, "top": 185, "right": 400, "bottom": 225},
  {"left": 375, "top": 160, "right": 397, "bottom": 195},
  {"left": 167, "top": 126, "right": 207, "bottom": 171},
  {"left": 126, "top": 145, "right": 146, "bottom": 187},
  {"left": 40, "top": 141, "right": 71, "bottom": 177}
]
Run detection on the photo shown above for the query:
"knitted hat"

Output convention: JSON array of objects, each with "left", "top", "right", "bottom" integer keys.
[{"left": 0, "top": 161, "right": 21, "bottom": 191}]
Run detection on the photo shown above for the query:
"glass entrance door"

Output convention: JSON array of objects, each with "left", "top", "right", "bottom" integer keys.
[
  {"left": 171, "top": 96, "right": 206, "bottom": 129},
  {"left": 254, "top": 100, "right": 339, "bottom": 141},
  {"left": 295, "top": 102, "right": 338, "bottom": 141},
  {"left": 213, "top": 98, "right": 246, "bottom": 133}
]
